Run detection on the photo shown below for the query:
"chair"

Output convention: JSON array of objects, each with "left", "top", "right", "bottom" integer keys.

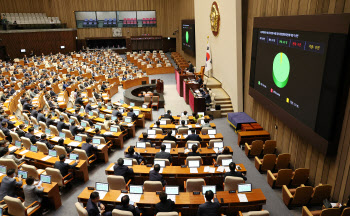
[
  {"left": 214, "top": 155, "right": 233, "bottom": 166},
  {"left": 23, "top": 113, "right": 31, "bottom": 123},
  {"left": 112, "top": 209, "right": 133, "bottom": 216},
  {"left": 10, "top": 132, "right": 21, "bottom": 144},
  {"left": 342, "top": 207, "right": 350, "bottom": 216},
  {"left": 151, "top": 96, "right": 159, "bottom": 110},
  {"left": 49, "top": 125, "right": 59, "bottom": 136},
  {"left": 21, "top": 137, "right": 33, "bottom": 149},
  {"left": 282, "top": 185, "right": 314, "bottom": 207},
  {"left": 154, "top": 159, "right": 171, "bottom": 166},
  {"left": 70, "top": 116, "right": 80, "bottom": 126},
  {"left": 62, "top": 129, "right": 73, "bottom": 139},
  {"left": 156, "top": 212, "right": 179, "bottom": 216},
  {"left": 184, "top": 178, "right": 205, "bottom": 192},
  {"left": 267, "top": 169, "right": 293, "bottom": 188},
  {"left": 54, "top": 145, "right": 67, "bottom": 157},
  {"left": 143, "top": 180, "right": 163, "bottom": 192},
  {"left": 73, "top": 149, "right": 96, "bottom": 166},
  {"left": 262, "top": 140, "right": 276, "bottom": 155},
  {"left": 81, "top": 120, "right": 91, "bottom": 127},
  {"left": 223, "top": 176, "right": 245, "bottom": 191},
  {"left": 30, "top": 116, "right": 38, "bottom": 125},
  {"left": 161, "top": 118, "right": 171, "bottom": 124},
  {"left": 75, "top": 202, "right": 88, "bottom": 216},
  {"left": 275, "top": 153, "right": 291, "bottom": 171},
  {"left": 302, "top": 206, "right": 341, "bottom": 216},
  {"left": 36, "top": 141, "right": 49, "bottom": 154},
  {"left": 154, "top": 128, "right": 163, "bottom": 135},
  {"left": 290, "top": 168, "right": 309, "bottom": 187},
  {"left": 185, "top": 141, "right": 200, "bottom": 148},
  {"left": 238, "top": 210, "right": 270, "bottom": 216},
  {"left": 310, "top": 184, "right": 332, "bottom": 205},
  {"left": 4, "top": 196, "right": 41, "bottom": 216},
  {"left": 39, "top": 121, "right": 47, "bottom": 131},
  {"left": 21, "top": 164, "right": 45, "bottom": 180},
  {"left": 45, "top": 167, "right": 74, "bottom": 187},
  {"left": 0, "top": 158, "right": 23, "bottom": 173},
  {"left": 163, "top": 141, "right": 177, "bottom": 148},
  {"left": 107, "top": 176, "right": 131, "bottom": 190},
  {"left": 208, "top": 139, "right": 223, "bottom": 148},
  {"left": 201, "top": 127, "right": 213, "bottom": 135},
  {"left": 255, "top": 154, "right": 276, "bottom": 172},
  {"left": 185, "top": 156, "right": 202, "bottom": 166},
  {"left": 178, "top": 128, "right": 188, "bottom": 134},
  {"left": 245, "top": 140, "right": 264, "bottom": 157}
]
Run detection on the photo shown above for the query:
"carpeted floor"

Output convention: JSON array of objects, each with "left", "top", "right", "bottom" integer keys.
[{"left": 48, "top": 72, "right": 302, "bottom": 216}]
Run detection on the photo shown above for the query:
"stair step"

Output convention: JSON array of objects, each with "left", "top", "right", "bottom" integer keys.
[
  {"left": 221, "top": 113, "right": 228, "bottom": 117},
  {"left": 219, "top": 104, "right": 232, "bottom": 108},
  {"left": 215, "top": 100, "right": 232, "bottom": 104},
  {"left": 220, "top": 108, "right": 234, "bottom": 113}
]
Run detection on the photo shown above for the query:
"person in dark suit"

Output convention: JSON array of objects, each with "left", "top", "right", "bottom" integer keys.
[
  {"left": 0, "top": 140, "right": 9, "bottom": 157},
  {"left": 0, "top": 122, "right": 12, "bottom": 143},
  {"left": 113, "top": 158, "right": 134, "bottom": 182},
  {"left": 39, "top": 134, "right": 54, "bottom": 150},
  {"left": 224, "top": 162, "right": 247, "bottom": 181},
  {"left": 155, "top": 144, "right": 172, "bottom": 163},
  {"left": 2, "top": 115, "right": 15, "bottom": 129},
  {"left": 20, "top": 96, "right": 27, "bottom": 105},
  {"left": 149, "top": 164, "right": 166, "bottom": 186},
  {"left": 178, "top": 120, "right": 188, "bottom": 129},
  {"left": 163, "top": 110, "right": 175, "bottom": 123},
  {"left": 49, "top": 88, "right": 57, "bottom": 97},
  {"left": 86, "top": 191, "right": 112, "bottom": 216},
  {"left": 197, "top": 190, "right": 220, "bottom": 216},
  {"left": 127, "top": 108, "right": 138, "bottom": 121},
  {"left": 16, "top": 124, "right": 26, "bottom": 138},
  {"left": 37, "top": 109, "right": 46, "bottom": 123},
  {"left": 188, "top": 143, "right": 201, "bottom": 157},
  {"left": 0, "top": 169, "right": 23, "bottom": 200},
  {"left": 75, "top": 93, "right": 84, "bottom": 106},
  {"left": 0, "top": 91, "right": 9, "bottom": 102},
  {"left": 23, "top": 99, "right": 34, "bottom": 112},
  {"left": 81, "top": 136, "right": 97, "bottom": 157},
  {"left": 69, "top": 121, "right": 84, "bottom": 137},
  {"left": 85, "top": 103, "right": 93, "bottom": 113},
  {"left": 185, "top": 129, "right": 202, "bottom": 142},
  {"left": 125, "top": 146, "right": 144, "bottom": 164},
  {"left": 101, "top": 82, "right": 108, "bottom": 91},
  {"left": 114, "top": 195, "right": 141, "bottom": 216},
  {"left": 57, "top": 116, "right": 69, "bottom": 132},
  {"left": 188, "top": 61, "right": 194, "bottom": 73},
  {"left": 164, "top": 131, "right": 176, "bottom": 142},
  {"left": 197, "top": 75, "right": 203, "bottom": 86},
  {"left": 154, "top": 192, "right": 176, "bottom": 214},
  {"left": 23, "top": 176, "right": 44, "bottom": 207},
  {"left": 139, "top": 132, "right": 152, "bottom": 144},
  {"left": 73, "top": 108, "right": 84, "bottom": 122},
  {"left": 30, "top": 106, "right": 38, "bottom": 118},
  {"left": 58, "top": 138, "right": 72, "bottom": 154},
  {"left": 45, "top": 113, "right": 55, "bottom": 128},
  {"left": 25, "top": 127, "right": 37, "bottom": 144},
  {"left": 54, "top": 154, "right": 78, "bottom": 178}
]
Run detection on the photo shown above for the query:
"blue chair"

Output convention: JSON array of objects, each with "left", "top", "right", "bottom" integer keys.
[
  {"left": 84, "top": 19, "right": 88, "bottom": 22},
  {"left": 83, "top": 22, "right": 87, "bottom": 27},
  {"left": 88, "top": 21, "right": 92, "bottom": 26}
]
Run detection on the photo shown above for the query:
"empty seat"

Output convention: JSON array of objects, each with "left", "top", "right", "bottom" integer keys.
[
  {"left": 267, "top": 169, "right": 293, "bottom": 188},
  {"left": 223, "top": 176, "right": 245, "bottom": 191},
  {"left": 143, "top": 181, "right": 163, "bottom": 192},
  {"left": 112, "top": 209, "right": 133, "bottom": 216},
  {"left": 184, "top": 178, "right": 205, "bottom": 192},
  {"left": 309, "top": 184, "right": 332, "bottom": 205},
  {"left": 75, "top": 202, "right": 88, "bottom": 216},
  {"left": 245, "top": 140, "right": 263, "bottom": 157},
  {"left": 282, "top": 185, "right": 313, "bottom": 207},
  {"left": 302, "top": 206, "right": 341, "bottom": 216},
  {"left": 290, "top": 168, "right": 309, "bottom": 187},
  {"left": 262, "top": 140, "right": 276, "bottom": 155},
  {"left": 275, "top": 153, "right": 291, "bottom": 171},
  {"left": 239, "top": 210, "right": 270, "bottom": 216},
  {"left": 255, "top": 154, "right": 276, "bottom": 172},
  {"left": 107, "top": 176, "right": 130, "bottom": 190}
]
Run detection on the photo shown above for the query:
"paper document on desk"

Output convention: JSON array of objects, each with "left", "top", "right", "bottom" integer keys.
[
  {"left": 104, "top": 132, "right": 113, "bottom": 135},
  {"left": 213, "top": 148, "right": 218, "bottom": 154},
  {"left": 203, "top": 166, "right": 210, "bottom": 172},
  {"left": 216, "top": 166, "right": 224, "bottom": 172},
  {"left": 129, "top": 194, "right": 142, "bottom": 203},
  {"left": 148, "top": 135, "right": 156, "bottom": 139},
  {"left": 109, "top": 166, "right": 114, "bottom": 171},
  {"left": 168, "top": 195, "right": 176, "bottom": 203},
  {"left": 190, "top": 168, "right": 198, "bottom": 173},
  {"left": 238, "top": 194, "right": 248, "bottom": 202},
  {"left": 41, "top": 156, "right": 52, "bottom": 161},
  {"left": 127, "top": 123, "right": 133, "bottom": 127},
  {"left": 97, "top": 145, "right": 105, "bottom": 150},
  {"left": 9, "top": 116, "right": 15, "bottom": 120},
  {"left": 64, "top": 159, "right": 74, "bottom": 164},
  {"left": 187, "top": 125, "right": 192, "bottom": 128},
  {"left": 150, "top": 167, "right": 163, "bottom": 173},
  {"left": 68, "top": 141, "right": 80, "bottom": 147},
  {"left": 225, "top": 167, "right": 230, "bottom": 172},
  {"left": 51, "top": 137, "right": 61, "bottom": 142},
  {"left": 87, "top": 128, "right": 94, "bottom": 132},
  {"left": 183, "top": 135, "right": 188, "bottom": 138},
  {"left": 19, "top": 150, "right": 29, "bottom": 155},
  {"left": 91, "top": 105, "right": 98, "bottom": 108},
  {"left": 8, "top": 146, "right": 17, "bottom": 152},
  {"left": 209, "top": 167, "right": 216, "bottom": 173},
  {"left": 209, "top": 135, "right": 216, "bottom": 139},
  {"left": 97, "top": 191, "right": 107, "bottom": 199}
]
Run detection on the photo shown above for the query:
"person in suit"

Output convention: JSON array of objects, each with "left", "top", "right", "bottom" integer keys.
[
  {"left": 0, "top": 91, "right": 9, "bottom": 102},
  {"left": 187, "top": 61, "right": 194, "bottom": 73},
  {"left": 185, "top": 129, "right": 202, "bottom": 142},
  {"left": 23, "top": 98, "right": 34, "bottom": 112},
  {"left": 54, "top": 154, "right": 78, "bottom": 178},
  {"left": 81, "top": 136, "right": 97, "bottom": 157},
  {"left": 69, "top": 121, "right": 84, "bottom": 137},
  {"left": 0, "top": 140, "right": 9, "bottom": 157},
  {"left": 0, "top": 169, "right": 23, "bottom": 200},
  {"left": 2, "top": 114, "right": 15, "bottom": 129},
  {"left": 154, "top": 192, "right": 176, "bottom": 214},
  {"left": 16, "top": 124, "right": 26, "bottom": 138},
  {"left": 58, "top": 138, "right": 72, "bottom": 154},
  {"left": 101, "top": 81, "right": 108, "bottom": 91},
  {"left": 188, "top": 144, "right": 201, "bottom": 157},
  {"left": 23, "top": 176, "right": 44, "bottom": 207},
  {"left": 224, "top": 162, "right": 247, "bottom": 181},
  {"left": 125, "top": 146, "right": 144, "bottom": 164},
  {"left": 37, "top": 109, "right": 46, "bottom": 123},
  {"left": 163, "top": 131, "right": 176, "bottom": 142},
  {"left": 114, "top": 195, "right": 141, "bottom": 216},
  {"left": 39, "top": 134, "right": 55, "bottom": 150},
  {"left": 201, "top": 118, "right": 211, "bottom": 128},
  {"left": 113, "top": 158, "right": 134, "bottom": 182},
  {"left": 25, "top": 127, "right": 37, "bottom": 144},
  {"left": 73, "top": 108, "right": 84, "bottom": 122},
  {"left": 85, "top": 103, "right": 93, "bottom": 113},
  {"left": 2, "top": 149, "right": 25, "bottom": 165},
  {"left": 127, "top": 108, "right": 138, "bottom": 121},
  {"left": 57, "top": 116, "right": 69, "bottom": 132},
  {"left": 0, "top": 122, "right": 12, "bottom": 143},
  {"left": 149, "top": 164, "right": 166, "bottom": 186},
  {"left": 30, "top": 106, "right": 38, "bottom": 118},
  {"left": 86, "top": 191, "right": 112, "bottom": 216},
  {"left": 153, "top": 120, "right": 161, "bottom": 128},
  {"left": 49, "top": 87, "right": 57, "bottom": 98},
  {"left": 163, "top": 110, "right": 175, "bottom": 123},
  {"left": 139, "top": 132, "right": 152, "bottom": 144},
  {"left": 75, "top": 93, "right": 84, "bottom": 106},
  {"left": 197, "top": 75, "right": 203, "bottom": 86},
  {"left": 45, "top": 113, "right": 55, "bottom": 128},
  {"left": 197, "top": 190, "right": 220, "bottom": 216},
  {"left": 178, "top": 120, "right": 188, "bottom": 129},
  {"left": 155, "top": 144, "right": 172, "bottom": 163}
]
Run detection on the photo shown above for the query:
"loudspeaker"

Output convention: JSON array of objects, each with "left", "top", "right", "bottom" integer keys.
[{"left": 215, "top": 105, "right": 221, "bottom": 110}]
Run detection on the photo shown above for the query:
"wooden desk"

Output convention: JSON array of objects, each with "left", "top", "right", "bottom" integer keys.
[
  {"left": 189, "top": 89, "right": 206, "bottom": 113},
  {"left": 146, "top": 66, "right": 174, "bottom": 75},
  {"left": 106, "top": 83, "right": 119, "bottom": 96},
  {"left": 184, "top": 81, "right": 200, "bottom": 104},
  {"left": 237, "top": 131, "right": 270, "bottom": 146},
  {"left": 175, "top": 70, "right": 195, "bottom": 97},
  {"left": 122, "top": 77, "right": 149, "bottom": 89},
  {"left": 149, "top": 123, "right": 216, "bottom": 130},
  {"left": 84, "top": 127, "right": 125, "bottom": 149}
]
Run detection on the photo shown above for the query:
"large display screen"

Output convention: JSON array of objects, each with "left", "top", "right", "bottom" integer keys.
[
  {"left": 182, "top": 20, "right": 195, "bottom": 56},
  {"left": 253, "top": 29, "right": 329, "bottom": 129}
]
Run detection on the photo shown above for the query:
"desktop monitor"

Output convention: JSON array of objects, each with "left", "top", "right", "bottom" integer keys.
[
  {"left": 89, "top": 111, "right": 93, "bottom": 116},
  {"left": 92, "top": 138, "right": 101, "bottom": 145},
  {"left": 95, "top": 125, "right": 102, "bottom": 130},
  {"left": 111, "top": 116, "right": 117, "bottom": 121},
  {"left": 238, "top": 183, "right": 252, "bottom": 193},
  {"left": 147, "top": 129, "right": 156, "bottom": 135},
  {"left": 95, "top": 182, "right": 109, "bottom": 192},
  {"left": 18, "top": 170, "right": 28, "bottom": 179},
  {"left": 49, "top": 150, "right": 57, "bottom": 157},
  {"left": 165, "top": 186, "right": 179, "bottom": 195},
  {"left": 40, "top": 175, "right": 51, "bottom": 184},
  {"left": 81, "top": 121, "right": 87, "bottom": 128},
  {"left": 107, "top": 106, "right": 112, "bottom": 110},
  {"left": 15, "top": 140, "right": 22, "bottom": 148},
  {"left": 159, "top": 120, "right": 167, "bottom": 125},
  {"left": 0, "top": 165, "right": 6, "bottom": 174},
  {"left": 154, "top": 160, "right": 166, "bottom": 168},
  {"left": 80, "top": 108, "right": 84, "bottom": 113},
  {"left": 45, "top": 128, "right": 51, "bottom": 135},
  {"left": 123, "top": 158, "right": 133, "bottom": 166},
  {"left": 188, "top": 160, "right": 200, "bottom": 168},
  {"left": 221, "top": 159, "right": 233, "bottom": 166},
  {"left": 129, "top": 185, "right": 143, "bottom": 194},
  {"left": 125, "top": 117, "right": 132, "bottom": 123},
  {"left": 213, "top": 142, "right": 224, "bottom": 148},
  {"left": 136, "top": 142, "right": 146, "bottom": 148},
  {"left": 110, "top": 126, "right": 119, "bottom": 132},
  {"left": 69, "top": 153, "right": 79, "bottom": 160},
  {"left": 75, "top": 136, "right": 82, "bottom": 142},
  {"left": 130, "top": 102, "right": 135, "bottom": 107},
  {"left": 208, "top": 129, "right": 217, "bottom": 135},
  {"left": 187, "top": 143, "right": 197, "bottom": 149},
  {"left": 59, "top": 132, "right": 66, "bottom": 139},
  {"left": 202, "top": 185, "right": 216, "bottom": 194},
  {"left": 99, "top": 114, "right": 105, "bottom": 119},
  {"left": 30, "top": 145, "right": 38, "bottom": 153},
  {"left": 163, "top": 142, "right": 172, "bottom": 149},
  {"left": 134, "top": 110, "right": 140, "bottom": 115}
]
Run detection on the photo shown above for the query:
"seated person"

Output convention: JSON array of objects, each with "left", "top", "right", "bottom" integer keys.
[
  {"left": 201, "top": 118, "right": 211, "bottom": 128},
  {"left": 54, "top": 154, "right": 79, "bottom": 177},
  {"left": 149, "top": 164, "right": 166, "bottom": 186},
  {"left": 178, "top": 120, "right": 188, "bottom": 129},
  {"left": 0, "top": 168, "right": 23, "bottom": 200},
  {"left": 57, "top": 116, "right": 70, "bottom": 132},
  {"left": 25, "top": 127, "right": 37, "bottom": 144},
  {"left": 114, "top": 195, "right": 141, "bottom": 216},
  {"left": 185, "top": 128, "right": 202, "bottom": 142},
  {"left": 188, "top": 144, "right": 201, "bottom": 156},
  {"left": 163, "top": 131, "right": 176, "bottom": 142},
  {"left": 23, "top": 176, "right": 44, "bottom": 207},
  {"left": 125, "top": 146, "right": 144, "bottom": 164},
  {"left": 86, "top": 191, "right": 112, "bottom": 216},
  {"left": 139, "top": 132, "right": 152, "bottom": 144},
  {"left": 58, "top": 138, "right": 72, "bottom": 154},
  {"left": 224, "top": 162, "right": 247, "bottom": 181},
  {"left": 155, "top": 144, "right": 172, "bottom": 163},
  {"left": 39, "top": 134, "right": 55, "bottom": 149},
  {"left": 163, "top": 110, "right": 175, "bottom": 123},
  {"left": 154, "top": 120, "right": 161, "bottom": 128},
  {"left": 127, "top": 108, "right": 138, "bottom": 121},
  {"left": 155, "top": 192, "right": 176, "bottom": 215},
  {"left": 0, "top": 122, "right": 12, "bottom": 143},
  {"left": 45, "top": 113, "right": 55, "bottom": 128},
  {"left": 69, "top": 121, "right": 84, "bottom": 137},
  {"left": 16, "top": 124, "right": 26, "bottom": 138},
  {"left": 2, "top": 148, "right": 25, "bottom": 165},
  {"left": 113, "top": 158, "right": 134, "bottom": 183},
  {"left": 81, "top": 136, "right": 98, "bottom": 157},
  {"left": 197, "top": 190, "right": 220, "bottom": 216}
]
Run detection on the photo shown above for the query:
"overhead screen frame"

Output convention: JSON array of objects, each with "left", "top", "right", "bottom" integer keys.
[
  {"left": 249, "top": 14, "right": 350, "bottom": 154},
  {"left": 181, "top": 19, "right": 196, "bottom": 57}
]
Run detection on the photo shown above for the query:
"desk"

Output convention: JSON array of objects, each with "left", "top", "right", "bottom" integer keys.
[
  {"left": 237, "top": 131, "right": 270, "bottom": 146},
  {"left": 189, "top": 89, "right": 206, "bottom": 113},
  {"left": 84, "top": 127, "right": 125, "bottom": 149},
  {"left": 149, "top": 123, "right": 216, "bottom": 134},
  {"left": 78, "top": 188, "right": 265, "bottom": 216},
  {"left": 183, "top": 81, "right": 200, "bottom": 104},
  {"left": 175, "top": 70, "right": 195, "bottom": 97},
  {"left": 122, "top": 77, "right": 149, "bottom": 89},
  {"left": 106, "top": 83, "right": 119, "bottom": 96},
  {"left": 146, "top": 66, "right": 174, "bottom": 75}
]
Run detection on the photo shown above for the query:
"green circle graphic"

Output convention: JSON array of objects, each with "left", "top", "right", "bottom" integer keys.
[
  {"left": 186, "top": 31, "right": 189, "bottom": 44},
  {"left": 273, "top": 52, "right": 290, "bottom": 88}
]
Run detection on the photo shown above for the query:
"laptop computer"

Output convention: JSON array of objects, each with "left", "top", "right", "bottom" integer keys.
[
  {"left": 69, "top": 119, "right": 75, "bottom": 124},
  {"left": 110, "top": 126, "right": 119, "bottom": 132},
  {"left": 129, "top": 185, "right": 143, "bottom": 194},
  {"left": 18, "top": 170, "right": 28, "bottom": 179},
  {"left": 30, "top": 145, "right": 38, "bottom": 153},
  {"left": 120, "top": 100, "right": 124, "bottom": 104},
  {"left": 107, "top": 106, "right": 112, "bottom": 110},
  {"left": 69, "top": 153, "right": 79, "bottom": 160},
  {"left": 15, "top": 140, "right": 22, "bottom": 148},
  {"left": 125, "top": 117, "right": 132, "bottom": 123},
  {"left": 188, "top": 160, "right": 200, "bottom": 168},
  {"left": 92, "top": 138, "right": 101, "bottom": 145},
  {"left": 147, "top": 129, "right": 156, "bottom": 135},
  {"left": 187, "top": 143, "right": 197, "bottom": 149},
  {"left": 89, "top": 111, "right": 93, "bottom": 116},
  {"left": 99, "top": 114, "right": 105, "bottom": 119},
  {"left": 95, "top": 182, "right": 109, "bottom": 199},
  {"left": 208, "top": 129, "right": 217, "bottom": 135},
  {"left": 49, "top": 149, "right": 57, "bottom": 157},
  {"left": 0, "top": 165, "right": 6, "bottom": 174},
  {"left": 160, "top": 120, "right": 167, "bottom": 125},
  {"left": 165, "top": 186, "right": 179, "bottom": 195},
  {"left": 95, "top": 125, "right": 102, "bottom": 130},
  {"left": 213, "top": 142, "right": 224, "bottom": 148},
  {"left": 136, "top": 142, "right": 146, "bottom": 148},
  {"left": 75, "top": 135, "right": 82, "bottom": 142},
  {"left": 222, "top": 158, "right": 233, "bottom": 166},
  {"left": 202, "top": 185, "right": 216, "bottom": 194},
  {"left": 59, "top": 132, "right": 66, "bottom": 139},
  {"left": 237, "top": 183, "right": 252, "bottom": 193},
  {"left": 154, "top": 160, "right": 166, "bottom": 168},
  {"left": 111, "top": 116, "right": 117, "bottom": 121},
  {"left": 81, "top": 121, "right": 87, "bottom": 128},
  {"left": 130, "top": 102, "right": 135, "bottom": 107},
  {"left": 123, "top": 158, "right": 133, "bottom": 166},
  {"left": 40, "top": 175, "right": 52, "bottom": 184},
  {"left": 134, "top": 110, "right": 140, "bottom": 115}
]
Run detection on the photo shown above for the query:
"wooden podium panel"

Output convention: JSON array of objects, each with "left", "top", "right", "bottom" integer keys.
[{"left": 122, "top": 77, "right": 149, "bottom": 89}]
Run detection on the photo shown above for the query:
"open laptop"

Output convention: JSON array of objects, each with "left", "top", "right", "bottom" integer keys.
[
  {"left": 99, "top": 114, "right": 105, "bottom": 119},
  {"left": 165, "top": 186, "right": 179, "bottom": 195},
  {"left": 30, "top": 145, "right": 38, "bottom": 153},
  {"left": 129, "top": 185, "right": 143, "bottom": 194},
  {"left": 81, "top": 121, "right": 87, "bottom": 128},
  {"left": 123, "top": 158, "right": 133, "bottom": 166},
  {"left": 95, "top": 182, "right": 109, "bottom": 199},
  {"left": 0, "top": 165, "right": 6, "bottom": 175},
  {"left": 34, "top": 125, "right": 39, "bottom": 130},
  {"left": 187, "top": 143, "right": 197, "bottom": 149},
  {"left": 120, "top": 100, "right": 124, "bottom": 104},
  {"left": 208, "top": 129, "right": 217, "bottom": 135},
  {"left": 49, "top": 149, "right": 57, "bottom": 157},
  {"left": 202, "top": 185, "right": 216, "bottom": 194},
  {"left": 40, "top": 174, "right": 52, "bottom": 184},
  {"left": 222, "top": 158, "right": 233, "bottom": 166},
  {"left": 213, "top": 142, "right": 224, "bottom": 149},
  {"left": 107, "top": 106, "right": 112, "bottom": 110},
  {"left": 92, "top": 138, "right": 101, "bottom": 145},
  {"left": 125, "top": 117, "right": 132, "bottom": 123},
  {"left": 238, "top": 183, "right": 252, "bottom": 193},
  {"left": 110, "top": 125, "right": 119, "bottom": 132},
  {"left": 111, "top": 116, "right": 118, "bottom": 121},
  {"left": 188, "top": 160, "right": 200, "bottom": 168},
  {"left": 75, "top": 135, "right": 82, "bottom": 142},
  {"left": 89, "top": 111, "right": 94, "bottom": 116},
  {"left": 69, "top": 119, "right": 75, "bottom": 124},
  {"left": 18, "top": 170, "right": 28, "bottom": 179},
  {"left": 15, "top": 140, "right": 22, "bottom": 148},
  {"left": 154, "top": 160, "right": 166, "bottom": 168},
  {"left": 136, "top": 142, "right": 146, "bottom": 148},
  {"left": 162, "top": 142, "right": 172, "bottom": 149},
  {"left": 59, "top": 132, "right": 66, "bottom": 139},
  {"left": 130, "top": 102, "right": 135, "bottom": 107},
  {"left": 95, "top": 124, "right": 102, "bottom": 130},
  {"left": 45, "top": 128, "right": 51, "bottom": 135},
  {"left": 147, "top": 129, "right": 156, "bottom": 135},
  {"left": 134, "top": 110, "right": 140, "bottom": 115},
  {"left": 69, "top": 153, "right": 79, "bottom": 160},
  {"left": 159, "top": 120, "right": 167, "bottom": 125}
]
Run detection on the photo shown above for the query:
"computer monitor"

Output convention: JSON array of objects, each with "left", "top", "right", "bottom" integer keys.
[
  {"left": 154, "top": 160, "right": 166, "bottom": 168},
  {"left": 69, "top": 119, "right": 74, "bottom": 124},
  {"left": 120, "top": 99, "right": 124, "bottom": 104},
  {"left": 75, "top": 136, "right": 82, "bottom": 142},
  {"left": 187, "top": 143, "right": 197, "bottom": 149},
  {"left": 40, "top": 175, "right": 51, "bottom": 184},
  {"left": 34, "top": 125, "right": 39, "bottom": 130},
  {"left": 130, "top": 102, "right": 135, "bottom": 107},
  {"left": 69, "top": 153, "right": 79, "bottom": 160},
  {"left": 107, "top": 106, "right": 112, "bottom": 110},
  {"left": 49, "top": 150, "right": 57, "bottom": 157},
  {"left": 119, "top": 108, "right": 125, "bottom": 113},
  {"left": 142, "top": 104, "right": 148, "bottom": 109},
  {"left": 99, "top": 114, "right": 105, "bottom": 119},
  {"left": 208, "top": 129, "right": 217, "bottom": 135},
  {"left": 134, "top": 110, "right": 140, "bottom": 115},
  {"left": 79, "top": 108, "right": 84, "bottom": 113},
  {"left": 81, "top": 121, "right": 87, "bottom": 128},
  {"left": 111, "top": 116, "right": 117, "bottom": 121},
  {"left": 136, "top": 142, "right": 146, "bottom": 148},
  {"left": 123, "top": 158, "right": 133, "bottom": 166},
  {"left": 24, "top": 120, "right": 29, "bottom": 125},
  {"left": 165, "top": 186, "right": 179, "bottom": 195},
  {"left": 147, "top": 129, "right": 156, "bottom": 135},
  {"left": 202, "top": 185, "right": 216, "bottom": 194},
  {"left": 188, "top": 160, "right": 200, "bottom": 168},
  {"left": 171, "top": 130, "right": 176, "bottom": 136},
  {"left": 95, "top": 124, "right": 102, "bottom": 130},
  {"left": 89, "top": 111, "right": 93, "bottom": 116},
  {"left": 221, "top": 158, "right": 233, "bottom": 166},
  {"left": 163, "top": 142, "right": 172, "bottom": 149},
  {"left": 125, "top": 117, "right": 132, "bottom": 123},
  {"left": 198, "top": 112, "right": 205, "bottom": 117},
  {"left": 59, "top": 132, "right": 66, "bottom": 139},
  {"left": 129, "top": 185, "right": 143, "bottom": 194},
  {"left": 95, "top": 182, "right": 109, "bottom": 192},
  {"left": 18, "top": 170, "right": 28, "bottom": 179},
  {"left": 110, "top": 126, "right": 119, "bottom": 132},
  {"left": 92, "top": 138, "right": 101, "bottom": 145},
  {"left": 30, "top": 145, "right": 38, "bottom": 153},
  {"left": 15, "top": 140, "right": 22, "bottom": 148},
  {"left": 213, "top": 142, "right": 224, "bottom": 148},
  {"left": 159, "top": 120, "right": 167, "bottom": 125},
  {"left": 0, "top": 165, "right": 6, "bottom": 174},
  {"left": 238, "top": 183, "right": 252, "bottom": 193}
]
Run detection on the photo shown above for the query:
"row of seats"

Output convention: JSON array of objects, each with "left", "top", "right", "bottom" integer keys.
[{"left": 3, "top": 13, "right": 61, "bottom": 24}]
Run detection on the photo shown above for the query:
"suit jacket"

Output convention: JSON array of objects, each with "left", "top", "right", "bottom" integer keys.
[
  {"left": 54, "top": 160, "right": 77, "bottom": 177},
  {"left": 39, "top": 138, "right": 55, "bottom": 150},
  {"left": 86, "top": 198, "right": 101, "bottom": 216},
  {"left": 185, "top": 134, "right": 202, "bottom": 142},
  {"left": 23, "top": 184, "right": 43, "bottom": 207},
  {"left": 163, "top": 114, "right": 174, "bottom": 122},
  {"left": 57, "top": 121, "right": 69, "bottom": 132},
  {"left": 69, "top": 125, "right": 81, "bottom": 137},
  {"left": 37, "top": 113, "right": 46, "bottom": 123},
  {"left": 127, "top": 112, "right": 137, "bottom": 121},
  {"left": 81, "top": 143, "right": 97, "bottom": 157},
  {"left": 224, "top": 170, "right": 247, "bottom": 181},
  {"left": 112, "top": 109, "right": 120, "bottom": 117},
  {"left": 163, "top": 135, "right": 176, "bottom": 142},
  {"left": 85, "top": 104, "right": 93, "bottom": 113},
  {"left": 113, "top": 165, "right": 134, "bottom": 182},
  {"left": 155, "top": 151, "right": 172, "bottom": 163},
  {"left": 75, "top": 97, "right": 84, "bottom": 106},
  {"left": 149, "top": 170, "right": 166, "bottom": 186},
  {"left": 1, "top": 127, "right": 12, "bottom": 142},
  {"left": 197, "top": 199, "right": 220, "bottom": 216},
  {"left": 30, "top": 110, "right": 38, "bottom": 118},
  {"left": 25, "top": 133, "right": 37, "bottom": 144},
  {"left": 125, "top": 153, "right": 144, "bottom": 164},
  {"left": 205, "top": 94, "right": 211, "bottom": 104},
  {"left": 155, "top": 199, "right": 175, "bottom": 214},
  {"left": 46, "top": 118, "right": 55, "bottom": 127},
  {"left": 0, "top": 176, "right": 23, "bottom": 200},
  {"left": 16, "top": 129, "right": 26, "bottom": 138},
  {"left": 114, "top": 204, "right": 141, "bottom": 216},
  {"left": 23, "top": 102, "right": 33, "bottom": 112}
]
